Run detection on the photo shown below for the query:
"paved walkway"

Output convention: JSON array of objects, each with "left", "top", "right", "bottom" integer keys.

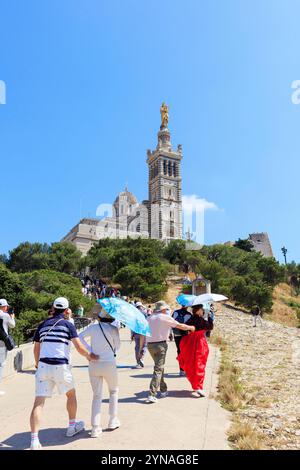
[{"left": 0, "top": 329, "right": 230, "bottom": 450}]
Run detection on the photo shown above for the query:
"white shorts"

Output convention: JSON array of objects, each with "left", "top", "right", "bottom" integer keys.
[{"left": 35, "top": 363, "right": 75, "bottom": 397}]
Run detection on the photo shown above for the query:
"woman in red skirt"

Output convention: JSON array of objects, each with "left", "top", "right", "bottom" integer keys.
[{"left": 177, "top": 304, "right": 213, "bottom": 397}]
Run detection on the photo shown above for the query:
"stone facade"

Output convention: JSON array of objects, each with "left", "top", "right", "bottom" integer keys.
[
  {"left": 147, "top": 126, "right": 183, "bottom": 240},
  {"left": 249, "top": 232, "right": 274, "bottom": 257},
  {"left": 62, "top": 106, "right": 183, "bottom": 255},
  {"left": 224, "top": 233, "right": 274, "bottom": 258}
]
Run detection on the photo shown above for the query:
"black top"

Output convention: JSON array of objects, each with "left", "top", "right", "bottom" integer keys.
[
  {"left": 186, "top": 315, "right": 214, "bottom": 331},
  {"left": 172, "top": 307, "right": 192, "bottom": 337}
]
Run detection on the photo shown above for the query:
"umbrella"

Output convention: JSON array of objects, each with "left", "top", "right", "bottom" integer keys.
[
  {"left": 97, "top": 298, "right": 151, "bottom": 337},
  {"left": 176, "top": 294, "right": 196, "bottom": 307},
  {"left": 192, "top": 293, "right": 228, "bottom": 306}
]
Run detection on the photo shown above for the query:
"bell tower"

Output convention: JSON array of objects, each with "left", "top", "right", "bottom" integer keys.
[{"left": 147, "top": 103, "right": 183, "bottom": 241}]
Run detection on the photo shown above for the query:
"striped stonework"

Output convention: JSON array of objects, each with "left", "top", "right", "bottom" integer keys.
[{"left": 146, "top": 126, "right": 183, "bottom": 241}]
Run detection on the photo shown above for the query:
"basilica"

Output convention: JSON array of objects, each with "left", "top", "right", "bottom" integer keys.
[{"left": 62, "top": 104, "right": 183, "bottom": 255}]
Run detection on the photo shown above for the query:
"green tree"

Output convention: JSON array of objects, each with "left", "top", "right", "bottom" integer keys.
[
  {"left": 49, "top": 242, "right": 82, "bottom": 273},
  {"left": 0, "top": 263, "right": 26, "bottom": 313},
  {"left": 234, "top": 238, "right": 254, "bottom": 252},
  {"left": 163, "top": 240, "right": 186, "bottom": 265},
  {"left": 7, "top": 242, "right": 50, "bottom": 272}
]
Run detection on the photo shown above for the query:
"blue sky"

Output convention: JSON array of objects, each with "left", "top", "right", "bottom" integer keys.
[{"left": 0, "top": 0, "right": 298, "bottom": 262}]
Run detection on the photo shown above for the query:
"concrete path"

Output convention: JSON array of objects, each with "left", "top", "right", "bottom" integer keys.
[{"left": 0, "top": 329, "right": 230, "bottom": 450}]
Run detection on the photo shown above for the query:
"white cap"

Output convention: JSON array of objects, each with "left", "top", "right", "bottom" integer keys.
[
  {"left": 0, "top": 299, "right": 9, "bottom": 307},
  {"left": 53, "top": 297, "right": 69, "bottom": 309},
  {"left": 136, "top": 302, "right": 144, "bottom": 308}
]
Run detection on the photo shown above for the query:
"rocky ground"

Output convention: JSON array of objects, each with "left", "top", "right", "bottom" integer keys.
[{"left": 214, "top": 304, "right": 300, "bottom": 450}]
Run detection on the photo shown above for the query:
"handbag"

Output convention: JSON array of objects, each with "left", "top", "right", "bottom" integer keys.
[{"left": 0, "top": 319, "right": 16, "bottom": 351}]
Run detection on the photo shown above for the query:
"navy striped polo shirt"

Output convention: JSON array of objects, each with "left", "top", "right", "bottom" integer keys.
[{"left": 33, "top": 314, "right": 78, "bottom": 365}]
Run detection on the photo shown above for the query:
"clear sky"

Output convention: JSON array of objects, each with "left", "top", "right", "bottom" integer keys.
[{"left": 0, "top": 0, "right": 298, "bottom": 262}]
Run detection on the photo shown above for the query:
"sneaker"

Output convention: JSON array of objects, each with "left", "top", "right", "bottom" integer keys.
[
  {"left": 135, "top": 364, "right": 143, "bottom": 369},
  {"left": 108, "top": 418, "right": 121, "bottom": 430},
  {"left": 138, "top": 359, "right": 144, "bottom": 368},
  {"left": 194, "top": 389, "right": 206, "bottom": 397},
  {"left": 30, "top": 440, "right": 42, "bottom": 450},
  {"left": 0, "top": 391, "right": 6, "bottom": 396},
  {"left": 179, "top": 371, "right": 185, "bottom": 377},
  {"left": 90, "top": 426, "right": 102, "bottom": 438},
  {"left": 66, "top": 420, "right": 85, "bottom": 437},
  {"left": 146, "top": 395, "right": 158, "bottom": 403},
  {"left": 159, "top": 391, "right": 168, "bottom": 398}
]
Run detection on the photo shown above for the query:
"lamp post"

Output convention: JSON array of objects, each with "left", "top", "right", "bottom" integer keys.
[{"left": 281, "top": 246, "right": 287, "bottom": 265}]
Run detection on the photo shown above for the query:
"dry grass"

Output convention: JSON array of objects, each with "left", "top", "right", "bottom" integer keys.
[
  {"left": 209, "top": 332, "right": 227, "bottom": 351},
  {"left": 218, "top": 358, "right": 246, "bottom": 411},
  {"left": 228, "top": 421, "right": 264, "bottom": 450},
  {"left": 268, "top": 283, "right": 298, "bottom": 327},
  {"left": 210, "top": 334, "right": 246, "bottom": 412},
  {"left": 210, "top": 332, "right": 265, "bottom": 449}
]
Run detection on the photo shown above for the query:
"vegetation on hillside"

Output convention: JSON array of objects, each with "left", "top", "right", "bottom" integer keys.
[
  {"left": 0, "top": 253, "right": 93, "bottom": 344},
  {"left": 0, "top": 237, "right": 293, "bottom": 344},
  {"left": 163, "top": 241, "right": 285, "bottom": 311},
  {"left": 6, "top": 241, "right": 83, "bottom": 274},
  {"left": 86, "top": 238, "right": 170, "bottom": 301}
]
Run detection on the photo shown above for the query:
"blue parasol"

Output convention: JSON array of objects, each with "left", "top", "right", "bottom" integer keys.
[
  {"left": 176, "top": 294, "right": 196, "bottom": 307},
  {"left": 97, "top": 297, "right": 151, "bottom": 337}
]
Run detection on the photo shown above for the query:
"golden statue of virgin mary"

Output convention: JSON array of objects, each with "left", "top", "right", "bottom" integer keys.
[{"left": 160, "top": 102, "right": 169, "bottom": 128}]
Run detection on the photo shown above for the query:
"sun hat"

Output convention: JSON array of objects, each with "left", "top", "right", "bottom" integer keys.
[
  {"left": 0, "top": 299, "right": 9, "bottom": 307},
  {"left": 135, "top": 301, "right": 144, "bottom": 308},
  {"left": 98, "top": 306, "right": 113, "bottom": 319},
  {"left": 153, "top": 300, "right": 170, "bottom": 313},
  {"left": 53, "top": 297, "right": 69, "bottom": 309}
]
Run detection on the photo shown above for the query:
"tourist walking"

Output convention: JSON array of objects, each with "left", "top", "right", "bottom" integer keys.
[
  {"left": 29, "top": 297, "right": 98, "bottom": 450},
  {"left": 146, "top": 301, "right": 195, "bottom": 403},
  {"left": 172, "top": 304, "right": 192, "bottom": 376},
  {"left": 177, "top": 304, "right": 213, "bottom": 397},
  {"left": 132, "top": 302, "right": 148, "bottom": 368},
  {"left": 0, "top": 299, "right": 15, "bottom": 396},
  {"left": 79, "top": 309, "right": 121, "bottom": 438},
  {"left": 251, "top": 304, "right": 263, "bottom": 327}
]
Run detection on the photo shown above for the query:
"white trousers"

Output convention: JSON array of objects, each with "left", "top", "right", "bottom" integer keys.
[{"left": 89, "top": 361, "right": 119, "bottom": 427}]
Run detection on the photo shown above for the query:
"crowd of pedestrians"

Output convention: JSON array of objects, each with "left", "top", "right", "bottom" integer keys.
[
  {"left": 79, "top": 276, "right": 121, "bottom": 300},
  {"left": 0, "top": 288, "right": 264, "bottom": 450}
]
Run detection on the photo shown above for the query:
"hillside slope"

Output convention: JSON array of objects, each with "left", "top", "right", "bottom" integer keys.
[
  {"left": 164, "top": 279, "right": 300, "bottom": 450},
  {"left": 267, "top": 283, "right": 299, "bottom": 327},
  {"left": 214, "top": 305, "right": 300, "bottom": 450}
]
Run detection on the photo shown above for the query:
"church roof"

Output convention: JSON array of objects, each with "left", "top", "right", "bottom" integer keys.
[{"left": 113, "top": 187, "right": 138, "bottom": 206}]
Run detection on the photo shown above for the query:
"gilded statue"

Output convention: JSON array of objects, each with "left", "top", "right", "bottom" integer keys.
[{"left": 160, "top": 102, "right": 169, "bottom": 128}]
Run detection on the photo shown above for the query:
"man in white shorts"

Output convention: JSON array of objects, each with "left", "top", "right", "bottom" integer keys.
[{"left": 29, "top": 297, "right": 98, "bottom": 450}]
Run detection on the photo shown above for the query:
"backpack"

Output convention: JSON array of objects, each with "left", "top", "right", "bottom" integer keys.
[{"left": 0, "top": 318, "right": 16, "bottom": 351}]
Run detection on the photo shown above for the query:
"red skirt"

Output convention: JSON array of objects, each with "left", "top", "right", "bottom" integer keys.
[{"left": 177, "top": 330, "right": 209, "bottom": 390}]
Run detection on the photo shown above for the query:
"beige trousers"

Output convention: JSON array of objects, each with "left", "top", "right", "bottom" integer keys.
[{"left": 89, "top": 361, "right": 119, "bottom": 427}]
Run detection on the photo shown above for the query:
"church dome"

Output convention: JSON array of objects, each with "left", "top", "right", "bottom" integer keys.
[{"left": 113, "top": 188, "right": 138, "bottom": 206}]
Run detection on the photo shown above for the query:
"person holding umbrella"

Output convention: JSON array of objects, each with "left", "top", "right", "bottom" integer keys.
[
  {"left": 79, "top": 309, "right": 121, "bottom": 438},
  {"left": 177, "top": 303, "right": 213, "bottom": 397}
]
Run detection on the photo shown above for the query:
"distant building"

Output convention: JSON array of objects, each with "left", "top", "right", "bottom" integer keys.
[
  {"left": 62, "top": 103, "right": 183, "bottom": 255},
  {"left": 248, "top": 232, "right": 273, "bottom": 257},
  {"left": 224, "top": 232, "right": 274, "bottom": 258}
]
